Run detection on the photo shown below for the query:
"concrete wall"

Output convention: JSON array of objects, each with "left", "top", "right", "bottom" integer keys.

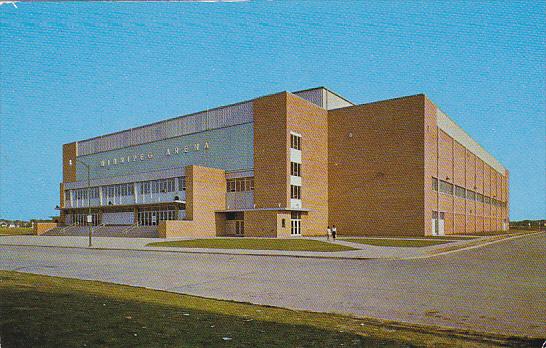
[
  {"left": 328, "top": 95, "right": 426, "bottom": 236},
  {"left": 34, "top": 222, "right": 58, "bottom": 235}
]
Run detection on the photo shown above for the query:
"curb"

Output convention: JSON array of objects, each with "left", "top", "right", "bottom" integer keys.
[
  {"left": 1, "top": 232, "right": 542, "bottom": 261},
  {"left": 401, "top": 231, "right": 545, "bottom": 260},
  {"left": 0, "top": 243, "right": 374, "bottom": 261}
]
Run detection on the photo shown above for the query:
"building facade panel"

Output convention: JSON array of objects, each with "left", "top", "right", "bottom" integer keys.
[
  {"left": 75, "top": 123, "right": 253, "bottom": 181},
  {"left": 286, "top": 93, "right": 329, "bottom": 236},
  {"left": 252, "top": 93, "right": 289, "bottom": 210},
  {"left": 329, "top": 95, "right": 425, "bottom": 236}
]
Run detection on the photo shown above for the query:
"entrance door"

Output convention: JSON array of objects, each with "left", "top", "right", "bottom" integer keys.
[
  {"left": 291, "top": 211, "right": 302, "bottom": 235},
  {"left": 235, "top": 220, "right": 244, "bottom": 235},
  {"left": 438, "top": 212, "right": 445, "bottom": 236},
  {"left": 432, "top": 211, "right": 438, "bottom": 236}
]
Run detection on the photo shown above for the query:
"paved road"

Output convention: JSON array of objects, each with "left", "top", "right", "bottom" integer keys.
[{"left": 1, "top": 233, "right": 544, "bottom": 337}]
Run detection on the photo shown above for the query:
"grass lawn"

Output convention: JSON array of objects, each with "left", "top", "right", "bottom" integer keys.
[
  {"left": 0, "top": 227, "right": 33, "bottom": 235},
  {"left": 0, "top": 271, "right": 538, "bottom": 348},
  {"left": 147, "top": 238, "right": 357, "bottom": 252},
  {"left": 342, "top": 238, "right": 453, "bottom": 247}
]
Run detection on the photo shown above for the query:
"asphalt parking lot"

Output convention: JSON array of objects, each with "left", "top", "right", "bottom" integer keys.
[{"left": 0, "top": 232, "right": 544, "bottom": 337}]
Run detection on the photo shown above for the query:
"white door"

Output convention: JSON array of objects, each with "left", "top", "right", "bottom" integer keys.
[
  {"left": 438, "top": 212, "right": 445, "bottom": 236},
  {"left": 432, "top": 211, "right": 438, "bottom": 236}
]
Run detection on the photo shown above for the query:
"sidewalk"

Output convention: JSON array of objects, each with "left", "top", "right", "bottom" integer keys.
[{"left": 0, "top": 235, "right": 479, "bottom": 260}]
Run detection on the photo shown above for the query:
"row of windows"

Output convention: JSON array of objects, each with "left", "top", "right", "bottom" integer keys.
[
  {"left": 290, "top": 162, "right": 301, "bottom": 177},
  {"left": 73, "top": 187, "right": 100, "bottom": 200},
  {"left": 290, "top": 185, "right": 301, "bottom": 199},
  {"left": 432, "top": 177, "right": 507, "bottom": 207},
  {"left": 227, "top": 177, "right": 255, "bottom": 192},
  {"left": 290, "top": 133, "right": 302, "bottom": 150},
  {"left": 103, "top": 183, "right": 134, "bottom": 198},
  {"left": 141, "top": 178, "right": 176, "bottom": 194},
  {"left": 68, "top": 177, "right": 185, "bottom": 202}
]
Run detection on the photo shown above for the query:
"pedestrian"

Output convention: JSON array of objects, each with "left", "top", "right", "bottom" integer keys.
[
  {"left": 332, "top": 225, "right": 337, "bottom": 240},
  {"left": 327, "top": 226, "right": 331, "bottom": 241}
]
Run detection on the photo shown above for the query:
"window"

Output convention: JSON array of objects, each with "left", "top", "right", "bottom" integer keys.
[
  {"left": 159, "top": 178, "right": 175, "bottom": 193},
  {"left": 226, "top": 177, "right": 255, "bottom": 192},
  {"left": 290, "top": 133, "right": 301, "bottom": 150},
  {"left": 120, "top": 184, "right": 128, "bottom": 196},
  {"left": 432, "top": 177, "right": 438, "bottom": 191},
  {"left": 282, "top": 219, "right": 286, "bottom": 228},
  {"left": 454, "top": 185, "right": 465, "bottom": 198},
  {"left": 291, "top": 162, "right": 301, "bottom": 177},
  {"left": 439, "top": 180, "right": 453, "bottom": 195},
  {"left": 290, "top": 185, "right": 301, "bottom": 199},
  {"left": 484, "top": 196, "right": 491, "bottom": 204},
  {"left": 178, "top": 177, "right": 186, "bottom": 191},
  {"left": 466, "top": 190, "right": 475, "bottom": 201},
  {"left": 141, "top": 182, "right": 150, "bottom": 194},
  {"left": 477, "top": 193, "right": 484, "bottom": 203},
  {"left": 227, "top": 180, "right": 236, "bottom": 192}
]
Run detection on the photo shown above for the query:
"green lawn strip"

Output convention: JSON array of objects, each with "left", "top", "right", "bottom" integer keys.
[
  {"left": 0, "top": 271, "right": 538, "bottom": 348},
  {"left": 342, "top": 236, "right": 478, "bottom": 241},
  {"left": 427, "top": 232, "right": 535, "bottom": 255},
  {"left": 147, "top": 238, "right": 357, "bottom": 252},
  {"left": 0, "top": 227, "right": 33, "bottom": 236},
  {"left": 342, "top": 238, "right": 453, "bottom": 247}
]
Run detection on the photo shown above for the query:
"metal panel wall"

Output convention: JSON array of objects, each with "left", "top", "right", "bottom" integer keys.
[
  {"left": 75, "top": 123, "right": 254, "bottom": 181},
  {"left": 293, "top": 89, "right": 324, "bottom": 108},
  {"left": 77, "top": 102, "right": 253, "bottom": 156},
  {"left": 437, "top": 109, "right": 506, "bottom": 174}
]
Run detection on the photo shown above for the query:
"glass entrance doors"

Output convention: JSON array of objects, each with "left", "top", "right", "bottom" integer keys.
[
  {"left": 69, "top": 213, "right": 99, "bottom": 226},
  {"left": 291, "top": 211, "right": 301, "bottom": 235},
  {"left": 138, "top": 209, "right": 176, "bottom": 226}
]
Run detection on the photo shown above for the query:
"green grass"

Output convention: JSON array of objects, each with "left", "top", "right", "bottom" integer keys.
[
  {"left": 147, "top": 238, "right": 357, "bottom": 252},
  {"left": 344, "top": 235, "right": 479, "bottom": 240},
  {"left": 0, "top": 227, "right": 33, "bottom": 235},
  {"left": 342, "top": 238, "right": 453, "bottom": 247},
  {"left": 0, "top": 271, "right": 538, "bottom": 347}
]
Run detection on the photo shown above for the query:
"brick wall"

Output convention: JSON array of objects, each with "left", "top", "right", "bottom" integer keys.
[
  {"left": 424, "top": 98, "right": 509, "bottom": 234},
  {"left": 328, "top": 95, "right": 426, "bottom": 236}
]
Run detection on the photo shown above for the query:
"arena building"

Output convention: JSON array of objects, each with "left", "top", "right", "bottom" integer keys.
[{"left": 53, "top": 87, "right": 509, "bottom": 238}]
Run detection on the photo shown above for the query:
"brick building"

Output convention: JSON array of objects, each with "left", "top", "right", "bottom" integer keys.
[{"left": 56, "top": 87, "right": 508, "bottom": 237}]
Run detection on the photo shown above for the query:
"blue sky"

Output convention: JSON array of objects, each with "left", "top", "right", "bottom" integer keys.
[{"left": 0, "top": 1, "right": 544, "bottom": 221}]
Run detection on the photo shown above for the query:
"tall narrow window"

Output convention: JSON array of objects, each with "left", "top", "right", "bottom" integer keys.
[
  {"left": 290, "top": 185, "right": 301, "bottom": 199},
  {"left": 178, "top": 177, "right": 186, "bottom": 191},
  {"left": 291, "top": 162, "right": 301, "bottom": 177},
  {"left": 290, "top": 133, "right": 301, "bottom": 150},
  {"left": 432, "top": 177, "right": 438, "bottom": 191}
]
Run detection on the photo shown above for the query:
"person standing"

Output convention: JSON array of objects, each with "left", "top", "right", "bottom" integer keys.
[
  {"left": 332, "top": 225, "right": 337, "bottom": 240},
  {"left": 326, "top": 226, "right": 331, "bottom": 241}
]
